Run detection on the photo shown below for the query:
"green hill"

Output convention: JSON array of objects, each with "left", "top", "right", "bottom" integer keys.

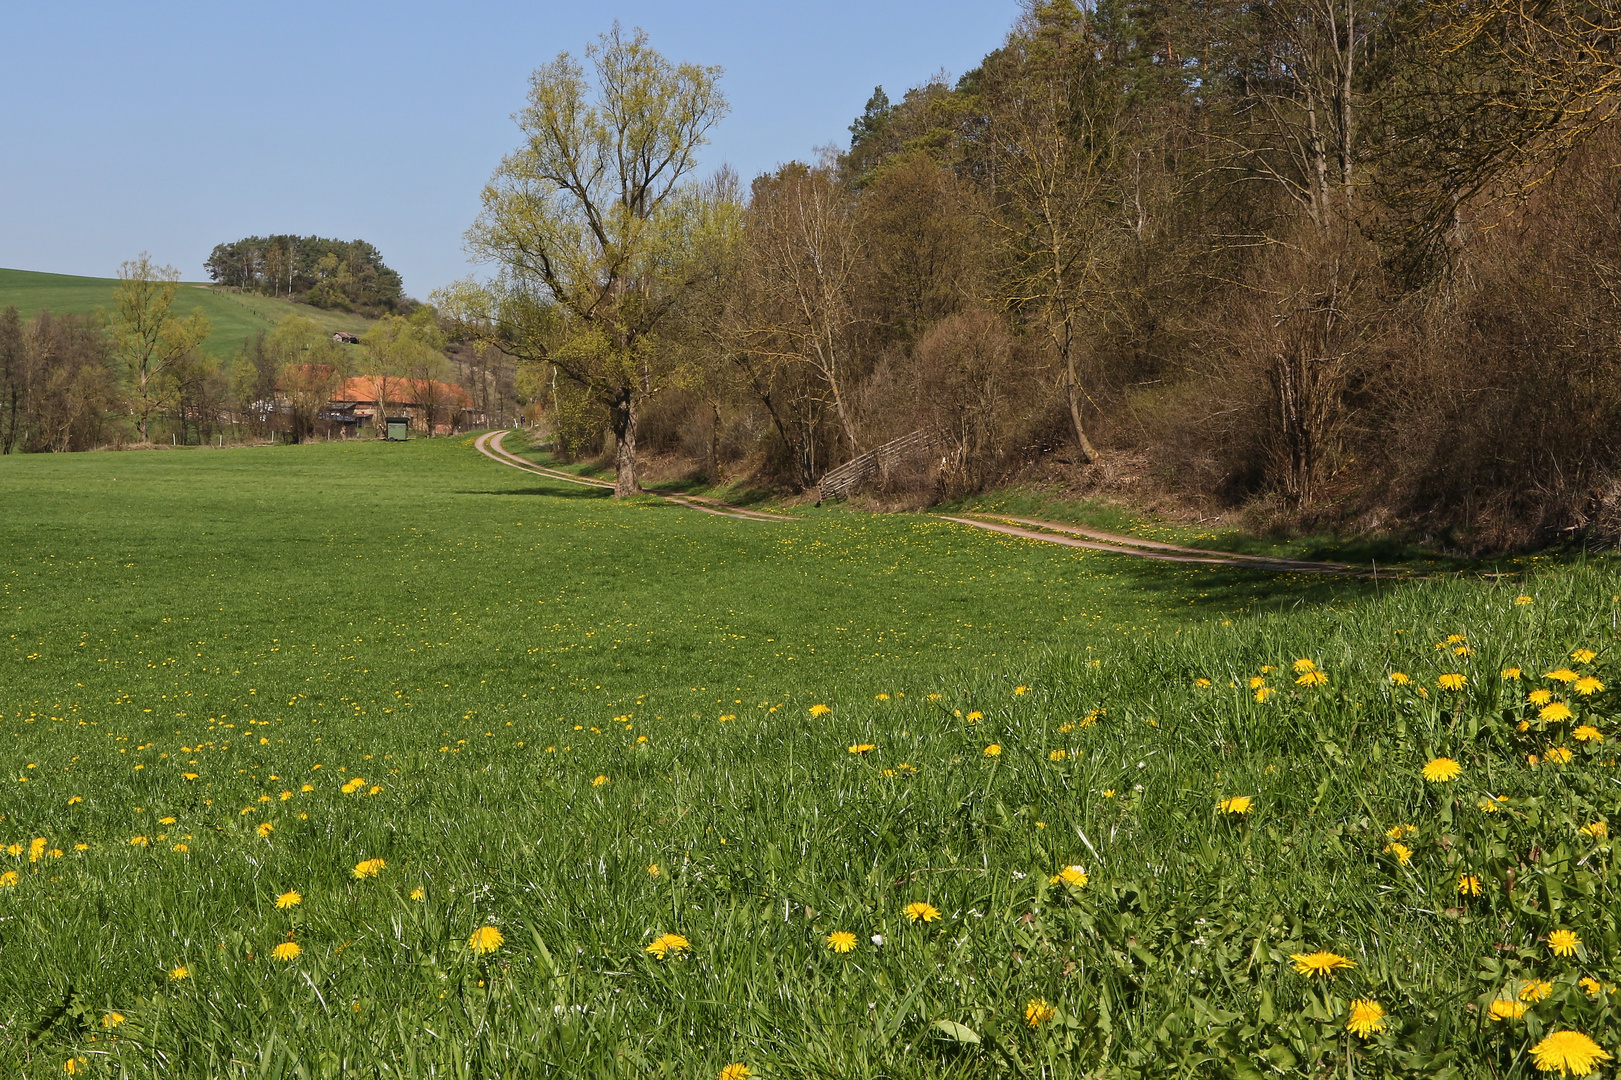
[{"left": 0, "top": 267, "right": 376, "bottom": 359}]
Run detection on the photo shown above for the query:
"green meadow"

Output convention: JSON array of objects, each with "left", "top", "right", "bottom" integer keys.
[
  {"left": 1, "top": 438, "right": 1616, "bottom": 1078},
  {"left": 0, "top": 268, "right": 375, "bottom": 359}
]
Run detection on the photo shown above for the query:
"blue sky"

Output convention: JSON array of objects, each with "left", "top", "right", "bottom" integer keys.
[{"left": 0, "top": 2, "right": 1018, "bottom": 298}]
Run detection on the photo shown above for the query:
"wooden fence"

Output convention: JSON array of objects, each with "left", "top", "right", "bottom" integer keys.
[{"left": 816, "top": 429, "right": 935, "bottom": 501}]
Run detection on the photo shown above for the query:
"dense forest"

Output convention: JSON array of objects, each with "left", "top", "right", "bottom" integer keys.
[
  {"left": 444, "top": 4, "right": 1621, "bottom": 551},
  {"left": 204, "top": 236, "right": 408, "bottom": 314}
]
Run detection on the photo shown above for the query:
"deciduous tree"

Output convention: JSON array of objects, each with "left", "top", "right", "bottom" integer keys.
[{"left": 108, "top": 255, "right": 211, "bottom": 442}]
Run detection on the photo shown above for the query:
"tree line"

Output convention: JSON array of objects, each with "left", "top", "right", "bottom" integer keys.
[
  {"left": 204, "top": 236, "right": 407, "bottom": 314},
  {"left": 441, "top": 7, "right": 1621, "bottom": 550},
  {"left": 1, "top": 257, "right": 517, "bottom": 451}
]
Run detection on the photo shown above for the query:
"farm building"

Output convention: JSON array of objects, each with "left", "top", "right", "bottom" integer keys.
[{"left": 271, "top": 365, "right": 480, "bottom": 438}]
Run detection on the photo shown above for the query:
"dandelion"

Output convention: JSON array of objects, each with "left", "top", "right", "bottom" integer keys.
[
  {"left": 1438, "top": 673, "right": 1467, "bottom": 692},
  {"left": 903, "top": 901, "right": 941, "bottom": 923},
  {"left": 300, "top": 783, "right": 314, "bottom": 792},
  {"left": 1447, "top": 634, "right": 1467, "bottom": 644},
  {"left": 1048, "top": 749, "right": 1067, "bottom": 761},
  {"left": 876, "top": 692, "right": 890, "bottom": 700},
  {"left": 1572, "top": 648, "right": 1598, "bottom": 664},
  {"left": 130, "top": 835, "right": 149, "bottom": 847},
  {"left": 353, "top": 858, "right": 386, "bottom": 879},
  {"left": 1293, "top": 658, "right": 1317, "bottom": 673},
  {"left": 1549, "top": 929, "right": 1582, "bottom": 957},
  {"left": 1521, "top": 980, "right": 1554, "bottom": 1002},
  {"left": 102, "top": 1012, "right": 125, "bottom": 1028},
  {"left": 1547, "top": 746, "right": 1574, "bottom": 765},
  {"left": 1297, "top": 670, "right": 1329, "bottom": 687},
  {"left": 847, "top": 743, "right": 875, "bottom": 755},
  {"left": 1488, "top": 999, "right": 1527, "bottom": 1021},
  {"left": 1574, "top": 676, "right": 1604, "bottom": 696},
  {"left": 1455, "top": 645, "right": 1473, "bottom": 656},
  {"left": 1290, "top": 951, "right": 1355, "bottom": 977},
  {"left": 1389, "top": 672, "right": 1411, "bottom": 685},
  {"left": 341, "top": 777, "right": 365, "bottom": 794},
  {"left": 1458, "top": 873, "right": 1483, "bottom": 895},
  {"left": 1579, "top": 820, "right": 1608, "bottom": 840},
  {"left": 468, "top": 925, "right": 504, "bottom": 955},
  {"left": 182, "top": 772, "right": 198, "bottom": 780},
  {"left": 1384, "top": 841, "right": 1413, "bottom": 865},
  {"left": 272, "top": 941, "right": 302, "bottom": 962},
  {"left": 1218, "top": 796, "right": 1253, "bottom": 814},
  {"left": 1529, "top": 688, "right": 1554, "bottom": 705},
  {"left": 280, "top": 790, "right": 293, "bottom": 801},
  {"left": 1346, "top": 999, "right": 1387, "bottom": 1038},
  {"left": 591, "top": 775, "right": 609, "bottom": 787},
  {"left": 1531, "top": 1031, "right": 1614, "bottom": 1076},
  {"left": 1515, "top": 595, "right": 1534, "bottom": 605},
  {"left": 1579, "top": 977, "right": 1604, "bottom": 998},
  {"left": 74, "top": 843, "right": 88, "bottom": 851},
  {"left": 159, "top": 816, "right": 177, "bottom": 825},
  {"left": 1194, "top": 678, "right": 1212, "bottom": 688},
  {"left": 1546, "top": 668, "right": 1579, "bottom": 683},
  {"left": 410, "top": 886, "right": 426, "bottom": 900},
  {"left": 65, "top": 1057, "right": 88, "bottom": 1074},
  {"left": 984, "top": 744, "right": 1002, "bottom": 757},
  {"left": 257, "top": 822, "right": 274, "bottom": 838},
  {"left": 1025, "top": 998, "right": 1057, "bottom": 1027},
  {"left": 0, "top": 871, "right": 17, "bottom": 887},
  {"left": 169, "top": 965, "right": 189, "bottom": 981},
  {"left": 28, "top": 838, "right": 45, "bottom": 863},
  {"left": 1249, "top": 676, "right": 1268, "bottom": 688},
  {"left": 966, "top": 710, "right": 984, "bottom": 721},
  {"left": 1574, "top": 725, "right": 1602, "bottom": 742},
  {"left": 275, "top": 890, "right": 302, "bottom": 909},
  {"left": 1502, "top": 667, "right": 1523, "bottom": 680},
  {"left": 172, "top": 843, "right": 188, "bottom": 852},
  {"left": 1540, "top": 702, "right": 1574, "bottom": 723},
  {"left": 1014, "top": 685, "right": 1029, "bottom": 694},
  {"left": 645, "top": 933, "right": 690, "bottom": 959},
  {"left": 1254, "top": 687, "right": 1276, "bottom": 702},
  {"left": 67, "top": 795, "right": 83, "bottom": 805},
  {"left": 826, "top": 931, "right": 857, "bottom": 953},
  {"left": 1422, "top": 757, "right": 1462, "bottom": 782},
  {"left": 1052, "top": 865, "right": 1089, "bottom": 887},
  {"left": 718, "top": 1065, "right": 752, "bottom": 1080},
  {"left": 808, "top": 704, "right": 831, "bottom": 717}
]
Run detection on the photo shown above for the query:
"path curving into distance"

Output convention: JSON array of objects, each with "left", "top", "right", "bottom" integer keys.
[{"left": 473, "top": 430, "right": 797, "bottom": 522}]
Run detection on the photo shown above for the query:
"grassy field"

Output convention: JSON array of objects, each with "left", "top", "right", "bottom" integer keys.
[
  {"left": 1, "top": 438, "right": 1617, "bottom": 1078},
  {"left": 0, "top": 268, "right": 375, "bottom": 359}
]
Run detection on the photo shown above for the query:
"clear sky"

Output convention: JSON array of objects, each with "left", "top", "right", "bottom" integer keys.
[{"left": 0, "top": 1, "right": 1019, "bottom": 299}]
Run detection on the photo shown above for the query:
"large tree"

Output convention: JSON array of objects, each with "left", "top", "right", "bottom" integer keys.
[
  {"left": 441, "top": 24, "right": 728, "bottom": 497},
  {"left": 108, "top": 255, "right": 211, "bottom": 443}
]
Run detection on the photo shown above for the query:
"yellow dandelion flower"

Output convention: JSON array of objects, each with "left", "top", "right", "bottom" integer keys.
[
  {"left": 353, "top": 858, "right": 385, "bottom": 879},
  {"left": 28, "top": 838, "right": 46, "bottom": 863},
  {"left": 1571, "top": 648, "right": 1598, "bottom": 664},
  {"left": 0, "top": 871, "right": 17, "bottom": 887},
  {"left": 876, "top": 692, "right": 890, "bottom": 700},
  {"left": 1458, "top": 874, "right": 1482, "bottom": 895},
  {"left": 172, "top": 843, "right": 188, "bottom": 852},
  {"left": 341, "top": 778, "right": 364, "bottom": 794},
  {"left": 718, "top": 1065, "right": 752, "bottom": 1080},
  {"left": 102, "top": 1012, "right": 125, "bottom": 1029},
  {"left": 257, "top": 822, "right": 274, "bottom": 838},
  {"left": 1438, "top": 673, "right": 1467, "bottom": 692},
  {"left": 1218, "top": 796, "right": 1253, "bottom": 814},
  {"left": 966, "top": 710, "right": 984, "bottom": 721},
  {"left": 1014, "top": 685, "right": 1028, "bottom": 695},
  {"left": 1052, "top": 865, "right": 1089, "bottom": 887},
  {"left": 1290, "top": 951, "right": 1355, "bottom": 977},
  {"left": 983, "top": 744, "right": 1002, "bottom": 757},
  {"left": 182, "top": 772, "right": 198, "bottom": 780},
  {"left": 1249, "top": 676, "right": 1267, "bottom": 689},
  {"left": 847, "top": 743, "right": 875, "bottom": 755},
  {"left": 411, "top": 886, "right": 426, "bottom": 900},
  {"left": 1293, "top": 658, "right": 1317, "bottom": 673},
  {"left": 68, "top": 795, "right": 83, "bottom": 805},
  {"left": 1488, "top": 999, "right": 1526, "bottom": 1021},
  {"left": 1346, "top": 999, "right": 1387, "bottom": 1038},
  {"left": 1422, "top": 757, "right": 1462, "bottom": 782},
  {"left": 130, "top": 835, "right": 148, "bottom": 847},
  {"left": 826, "top": 931, "right": 857, "bottom": 953},
  {"left": 1579, "top": 820, "right": 1608, "bottom": 840},
  {"left": 1255, "top": 687, "right": 1276, "bottom": 702},
  {"left": 74, "top": 843, "right": 88, "bottom": 851},
  {"left": 1549, "top": 929, "right": 1581, "bottom": 957},
  {"left": 1025, "top": 998, "right": 1057, "bottom": 1027},
  {"left": 1296, "top": 670, "right": 1328, "bottom": 687},
  {"left": 1546, "top": 669, "right": 1579, "bottom": 683},
  {"left": 1515, "top": 595, "right": 1534, "bottom": 605},
  {"left": 1579, "top": 977, "right": 1604, "bottom": 998},
  {"left": 64, "top": 1057, "right": 88, "bottom": 1075},
  {"left": 1573, "top": 725, "right": 1602, "bottom": 742},
  {"left": 300, "top": 783, "right": 314, "bottom": 792},
  {"left": 1446, "top": 633, "right": 1467, "bottom": 644},
  {"left": 591, "top": 775, "right": 609, "bottom": 787},
  {"left": 159, "top": 816, "right": 177, "bottom": 825},
  {"left": 1194, "top": 678, "right": 1212, "bottom": 688},
  {"left": 275, "top": 890, "right": 302, "bottom": 909},
  {"left": 1528, "top": 688, "right": 1554, "bottom": 705},
  {"left": 1383, "top": 841, "right": 1413, "bottom": 865},
  {"left": 1540, "top": 702, "right": 1574, "bottom": 722},
  {"left": 468, "top": 925, "right": 504, "bottom": 955},
  {"left": 1502, "top": 667, "right": 1522, "bottom": 680},
  {"left": 169, "top": 965, "right": 189, "bottom": 981},
  {"left": 1547, "top": 746, "right": 1574, "bottom": 765},
  {"left": 808, "top": 704, "right": 831, "bottom": 717},
  {"left": 1530, "top": 1024, "right": 1608, "bottom": 1070},
  {"left": 271, "top": 941, "right": 302, "bottom": 962},
  {"left": 903, "top": 901, "right": 941, "bottom": 924},
  {"left": 645, "top": 932, "right": 690, "bottom": 959},
  {"left": 1574, "top": 676, "right": 1604, "bottom": 696},
  {"left": 1049, "top": 749, "right": 1067, "bottom": 761},
  {"left": 1521, "top": 979, "right": 1554, "bottom": 1002},
  {"left": 1389, "top": 672, "right": 1411, "bottom": 685},
  {"left": 1455, "top": 644, "right": 1474, "bottom": 656}
]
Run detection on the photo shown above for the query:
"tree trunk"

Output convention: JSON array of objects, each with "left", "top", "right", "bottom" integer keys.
[
  {"left": 1058, "top": 324, "right": 1099, "bottom": 464},
  {"left": 611, "top": 390, "right": 640, "bottom": 498}
]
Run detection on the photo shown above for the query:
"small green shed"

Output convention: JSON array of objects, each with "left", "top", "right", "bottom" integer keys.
[{"left": 385, "top": 417, "right": 410, "bottom": 441}]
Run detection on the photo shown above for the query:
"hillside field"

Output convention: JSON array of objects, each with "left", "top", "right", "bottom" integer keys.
[
  {"left": 0, "top": 268, "right": 375, "bottom": 359},
  {"left": 0, "top": 438, "right": 1617, "bottom": 1078}
]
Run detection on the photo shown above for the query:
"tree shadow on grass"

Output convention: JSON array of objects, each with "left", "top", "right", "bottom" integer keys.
[{"left": 454, "top": 485, "right": 613, "bottom": 500}]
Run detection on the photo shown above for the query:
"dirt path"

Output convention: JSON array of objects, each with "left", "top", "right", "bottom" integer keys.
[
  {"left": 937, "top": 513, "right": 1377, "bottom": 575},
  {"left": 473, "top": 431, "right": 796, "bottom": 522}
]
